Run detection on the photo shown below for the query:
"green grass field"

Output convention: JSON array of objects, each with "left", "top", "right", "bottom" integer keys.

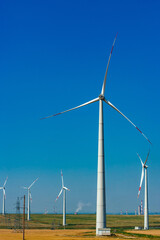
[{"left": 0, "top": 214, "right": 160, "bottom": 230}]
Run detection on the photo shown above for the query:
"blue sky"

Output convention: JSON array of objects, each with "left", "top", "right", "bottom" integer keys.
[{"left": 0, "top": 0, "right": 160, "bottom": 214}]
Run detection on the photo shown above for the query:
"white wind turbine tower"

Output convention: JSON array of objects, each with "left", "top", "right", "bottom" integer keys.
[
  {"left": 23, "top": 178, "right": 38, "bottom": 221},
  {"left": 137, "top": 151, "right": 150, "bottom": 230},
  {"left": 55, "top": 170, "right": 70, "bottom": 226},
  {"left": 0, "top": 177, "right": 8, "bottom": 215},
  {"left": 41, "top": 34, "right": 151, "bottom": 235}
]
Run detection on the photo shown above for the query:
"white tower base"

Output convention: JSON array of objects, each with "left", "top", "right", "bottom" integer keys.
[{"left": 97, "top": 228, "right": 111, "bottom": 236}]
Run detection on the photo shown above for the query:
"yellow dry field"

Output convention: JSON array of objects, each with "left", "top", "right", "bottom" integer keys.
[
  {"left": 0, "top": 229, "right": 126, "bottom": 240},
  {"left": 1, "top": 229, "right": 160, "bottom": 240},
  {"left": 128, "top": 229, "right": 160, "bottom": 236}
]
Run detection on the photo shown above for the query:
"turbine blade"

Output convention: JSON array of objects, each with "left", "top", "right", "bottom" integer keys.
[
  {"left": 63, "top": 187, "right": 70, "bottom": 191},
  {"left": 144, "top": 150, "right": 150, "bottom": 166},
  {"left": 29, "top": 177, "right": 39, "bottom": 189},
  {"left": 101, "top": 33, "right": 118, "bottom": 95},
  {"left": 40, "top": 98, "right": 99, "bottom": 120},
  {"left": 137, "top": 153, "right": 144, "bottom": 166},
  {"left": 138, "top": 167, "right": 144, "bottom": 198},
  {"left": 61, "top": 170, "right": 64, "bottom": 188},
  {"left": 55, "top": 188, "right": 63, "bottom": 202},
  {"left": 3, "top": 176, "right": 8, "bottom": 187},
  {"left": 104, "top": 99, "right": 151, "bottom": 144},
  {"left": 22, "top": 186, "right": 28, "bottom": 189},
  {"left": 0, "top": 187, "right": 3, "bottom": 190}
]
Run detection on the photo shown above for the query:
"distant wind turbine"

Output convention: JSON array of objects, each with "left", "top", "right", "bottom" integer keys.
[
  {"left": 0, "top": 177, "right": 8, "bottom": 215},
  {"left": 23, "top": 178, "right": 38, "bottom": 221},
  {"left": 41, "top": 34, "right": 151, "bottom": 235},
  {"left": 55, "top": 170, "right": 70, "bottom": 226},
  {"left": 137, "top": 151, "right": 150, "bottom": 229}
]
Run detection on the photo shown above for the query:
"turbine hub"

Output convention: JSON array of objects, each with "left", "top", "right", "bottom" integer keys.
[{"left": 99, "top": 94, "right": 105, "bottom": 100}]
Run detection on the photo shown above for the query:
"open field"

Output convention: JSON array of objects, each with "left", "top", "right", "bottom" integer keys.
[
  {"left": 0, "top": 214, "right": 160, "bottom": 239},
  {"left": 128, "top": 229, "right": 160, "bottom": 236},
  {"left": 0, "top": 214, "right": 160, "bottom": 229},
  {"left": 0, "top": 229, "right": 126, "bottom": 240},
  {"left": 1, "top": 229, "right": 160, "bottom": 240}
]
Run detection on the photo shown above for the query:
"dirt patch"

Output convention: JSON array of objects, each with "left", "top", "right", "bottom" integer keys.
[{"left": 116, "top": 233, "right": 136, "bottom": 239}]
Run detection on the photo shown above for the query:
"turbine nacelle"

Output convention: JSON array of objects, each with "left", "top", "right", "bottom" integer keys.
[
  {"left": 63, "top": 186, "right": 70, "bottom": 191},
  {"left": 99, "top": 94, "right": 105, "bottom": 100}
]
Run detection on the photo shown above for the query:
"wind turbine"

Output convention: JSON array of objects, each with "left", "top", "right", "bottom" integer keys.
[
  {"left": 137, "top": 151, "right": 150, "bottom": 229},
  {"left": 55, "top": 170, "right": 70, "bottom": 226},
  {"left": 23, "top": 178, "right": 38, "bottom": 221},
  {"left": 0, "top": 177, "right": 8, "bottom": 215},
  {"left": 41, "top": 34, "right": 151, "bottom": 235}
]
